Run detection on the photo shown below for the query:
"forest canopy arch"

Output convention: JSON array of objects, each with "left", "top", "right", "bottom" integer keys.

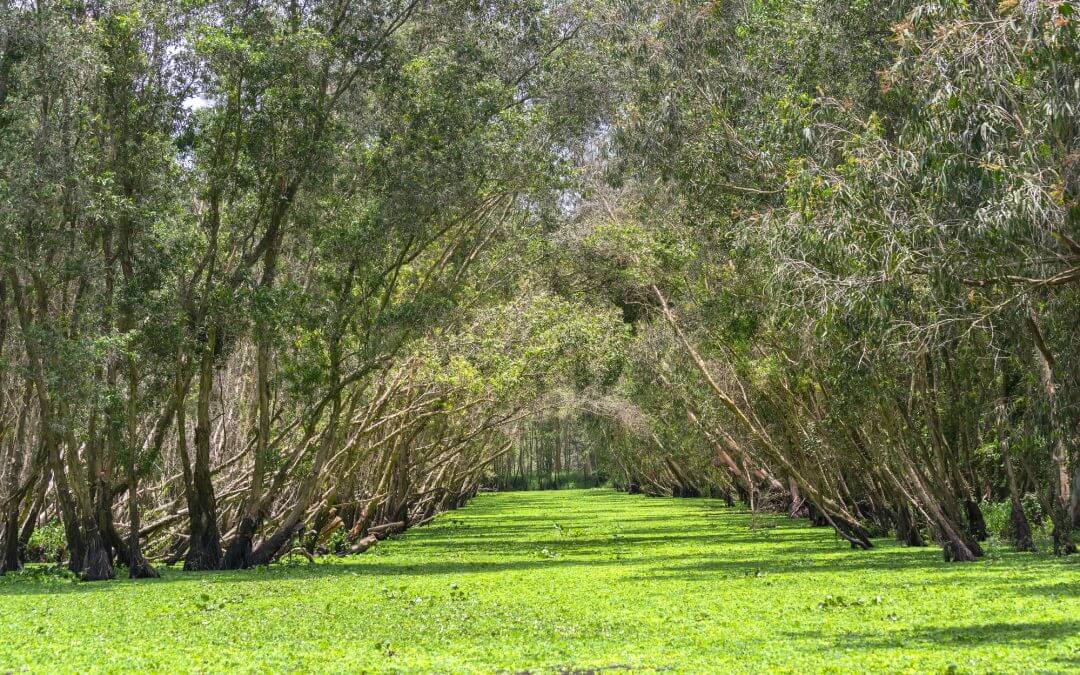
[{"left": 1, "top": 0, "right": 1078, "bottom": 581}]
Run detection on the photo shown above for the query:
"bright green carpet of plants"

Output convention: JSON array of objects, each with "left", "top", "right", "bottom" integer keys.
[{"left": 1, "top": 489, "right": 1077, "bottom": 673}]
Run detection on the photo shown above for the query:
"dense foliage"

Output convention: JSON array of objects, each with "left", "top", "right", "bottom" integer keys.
[
  {"left": 556, "top": 0, "right": 1080, "bottom": 562},
  {"left": 0, "top": 0, "right": 1078, "bottom": 584}
]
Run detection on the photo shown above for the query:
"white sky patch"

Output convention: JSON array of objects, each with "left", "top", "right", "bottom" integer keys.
[{"left": 183, "top": 95, "right": 213, "bottom": 111}]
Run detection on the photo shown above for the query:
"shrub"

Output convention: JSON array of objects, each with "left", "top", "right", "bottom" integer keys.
[{"left": 26, "top": 521, "right": 66, "bottom": 563}]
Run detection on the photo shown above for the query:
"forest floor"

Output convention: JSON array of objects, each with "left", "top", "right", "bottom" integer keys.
[{"left": 0, "top": 489, "right": 1077, "bottom": 673}]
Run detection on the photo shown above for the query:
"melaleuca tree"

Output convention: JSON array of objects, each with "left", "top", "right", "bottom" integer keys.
[
  {"left": 0, "top": 0, "right": 621, "bottom": 577},
  {"left": 565, "top": 0, "right": 1078, "bottom": 559}
]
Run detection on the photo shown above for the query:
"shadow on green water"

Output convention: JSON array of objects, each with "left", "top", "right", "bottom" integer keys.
[
  {"left": 3, "top": 490, "right": 1074, "bottom": 616},
  {"left": 0, "top": 551, "right": 703, "bottom": 597},
  {"left": 785, "top": 619, "right": 1080, "bottom": 652}
]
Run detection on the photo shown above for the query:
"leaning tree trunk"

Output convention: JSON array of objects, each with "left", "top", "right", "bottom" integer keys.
[
  {"left": 249, "top": 353, "right": 343, "bottom": 567},
  {"left": 48, "top": 434, "right": 84, "bottom": 574},
  {"left": 902, "top": 464, "right": 980, "bottom": 562},
  {"left": 963, "top": 498, "right": 989, "bottom": 542},
  {"left": 652, "top": 285, "right": 871, "bottom": 549},
  {"left": 224, "top": 234, "right": 279, "bottom": 570},
  {"left": 18, "top": 464, "right": 50, "bottom": 561}
]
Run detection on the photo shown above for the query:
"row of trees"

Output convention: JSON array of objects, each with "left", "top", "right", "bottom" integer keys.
[
  {"left": 0, "top": 0, "right": 625, "bottom": 580},
  {"left": 488, "top": 411, "right": 608, "bottom": 491},
  {"left": 2, "top": 0, "right": 1077, "bottom": 581},
  {"left": 564, "top": 0, "right": 1080, "bottom": 560}
]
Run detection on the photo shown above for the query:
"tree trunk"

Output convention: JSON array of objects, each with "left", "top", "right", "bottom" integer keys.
[
  {"left": 1026, "top": 312, "right": 1076, "bottom": 555},
  {"left": 963, "top": 498, "right": 988, "bottom": 542},
  {"left": 998, "top": 359, "right": 1035, "bottom": 552},
  {"left": 125, "top": 364, "right": 158, "bottom": 579},
  {"left": 1, "top": 497, "right": 22, "bottom": 572},
  {"left": 895, "top": 502, "right": 925, "bottom": 547},
  {"left": 225, "top": 233, "right": 279, "bottom": 570},
  {"left": 77, "top": 514, "right": 114, "bottom": 581},
  {"left": 18, "top": 465, "right": 49, "bottom": 559},
  {"left": 185, "top": 334, "right": 223, "bottom": 571},
  {"left": 0, "top": 384, "right": 34, "bottom": 573},
  {"left": 904, "top": 465, "right": 980, "bottom": 561},
  {"left": 1071, "top": 455, "right": 1080, "bottom": 529},
  {"left": 49, "top": 437, "right": 84, "bottom": 573},
  {"left": 249, "top": 353, "right": 342, "bottom": 566}
]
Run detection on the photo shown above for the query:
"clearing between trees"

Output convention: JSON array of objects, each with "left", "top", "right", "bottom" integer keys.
[{"left": 1, "top": 489, "right": 1075, "bottom": 673}]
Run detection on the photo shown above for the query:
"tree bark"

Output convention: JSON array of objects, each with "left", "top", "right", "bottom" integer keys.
[
  {"left": 249, "top": 351, "right": 343, "bottom": 566},
  {"left": 998, "top": 358, "right": 1035, "bottom": 551},
  {"left": 224, "top": 232, "right": 279, "bottom": 569},
  {"left": 184, "top": 332, "right": 223, "bottom": 571},
  {"left": 1026, "top": 312, "right": 1076, "bottom": 555},
  {"left": 0, "top": 383, "right": 35, "bottom": 573},
  {"left": 895, "top": 502, "right": 925, "bottom": 547},
  {"left": 125, "top": 363, "right": 158, "bottom": 579}
]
